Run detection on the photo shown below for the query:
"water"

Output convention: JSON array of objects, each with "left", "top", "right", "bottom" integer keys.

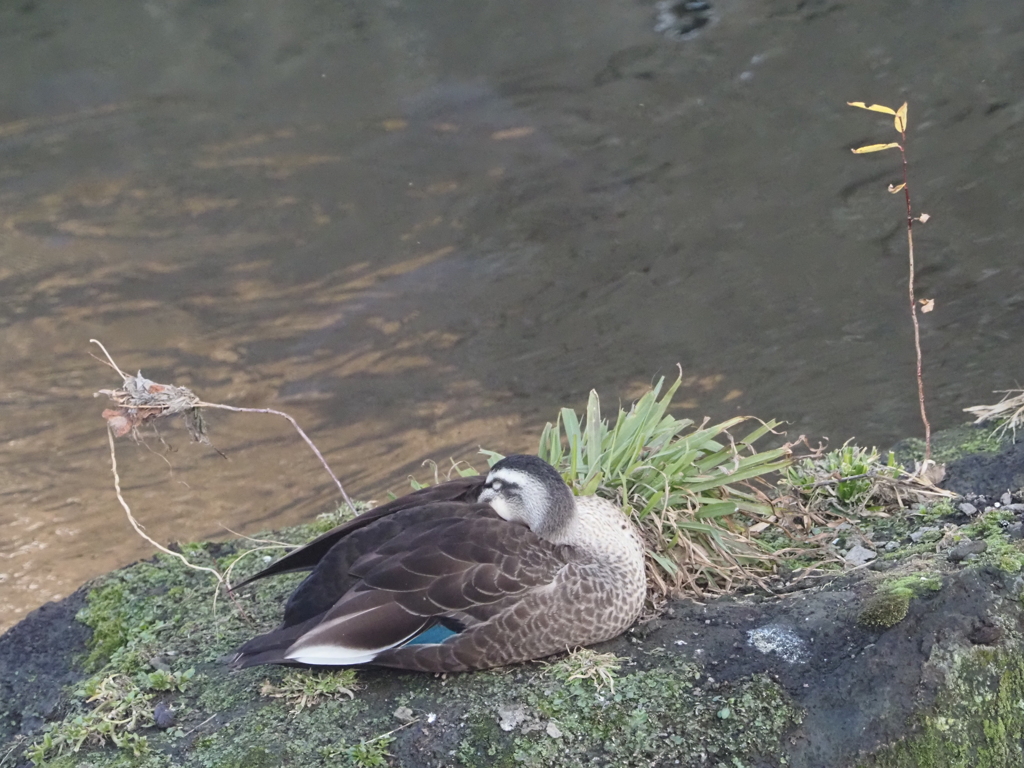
[{"left": 2, "top": 0, "right": 1023, "bottom": 632}]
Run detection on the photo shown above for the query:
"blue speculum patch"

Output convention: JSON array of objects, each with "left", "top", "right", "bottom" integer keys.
[{"left": 403, "top": 624, "right": 458, "bottom": 646}]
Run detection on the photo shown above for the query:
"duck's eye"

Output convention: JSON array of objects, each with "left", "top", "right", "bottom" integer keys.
[{"left": 490, "top": 480, "right": 503, "bottom": 492}]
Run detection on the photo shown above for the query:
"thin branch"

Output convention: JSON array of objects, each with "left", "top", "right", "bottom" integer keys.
[
  {"left": 91, "top": 340, "right": 357, "bottom": 515},
  {"left": 195, "top": 401, "right": 356, "bottom": 514},
  {"left": 218, "top": 524, "right": 297, "bottom": 548},
  {"left": 899, "top": 132, "right": 932, "bottom": 460},
  {"left": 90, "top": 338, "right": 131, "bottom": 380},
  {"left": 106, "top": 426, "right": 223, "bottom": 583},
  {"left": 181, "top": 713, "right": 219, "bottom": 739}
]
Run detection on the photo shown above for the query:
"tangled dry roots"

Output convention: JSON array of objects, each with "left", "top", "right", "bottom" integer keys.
[{"left": 98, "top": 372, "right": 208, "bottom": 443}]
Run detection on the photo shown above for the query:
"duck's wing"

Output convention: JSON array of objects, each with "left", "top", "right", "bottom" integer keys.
[
  {"left": 277, "top": 502, "right": 500, "bottom": 627},
  {"left": 231, "top": 475, "right": 486, "bottom": 589},
  {"left": 232, "top": 516, "right": 573, "bottom": 669}
]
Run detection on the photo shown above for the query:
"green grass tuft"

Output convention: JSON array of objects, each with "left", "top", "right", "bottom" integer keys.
[{"left": 531, "top": 375, "right": 792, "bottom": 595}]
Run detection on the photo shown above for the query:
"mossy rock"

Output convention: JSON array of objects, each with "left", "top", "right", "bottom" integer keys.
[
  {"left": 892, "top": 423, "right": 1008, "bottom": 468},
  {"left": 4, "top": 522, "right": 1024, "bottom": 767}
]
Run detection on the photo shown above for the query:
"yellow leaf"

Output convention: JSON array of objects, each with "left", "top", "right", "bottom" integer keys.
[
  {"left": 894, "top": 103, "right": 908, "bottom": 133},
  {"left": 888, "top": 183, "right": 906, "bottom": 194},
  {"left": 851, "top": 143, "right": 900, "bottom": 154},
  {"left": 847, "top": 101, "right": 897, "bottom": 115},
  {"left": 919, "top": 298, "right": 935, "bottom": 313}
]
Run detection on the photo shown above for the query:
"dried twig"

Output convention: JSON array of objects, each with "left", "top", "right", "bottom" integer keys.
[
  {"left": 193, "top": 400, "right": 355, "bottom": 513},
  {"left": 106, "top": 426, "right": 223, "bottom": 583},
  {"left": 94, "top": 340, "right": 361, "bottom": 621},
  {"left": 91, "top": 339, "right": 356, "bottom": 514}
]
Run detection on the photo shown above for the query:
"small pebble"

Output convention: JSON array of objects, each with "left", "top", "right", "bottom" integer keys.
[
  {"left": 959, "top": 502, "right": 978, "bottom": 516},
  {"left": 1007, "top": 522, "right": 1024, "bottom": 541},
  {"left": 1001, "top": 492, "right": 1013, "bottom": 506},
  {"left": 885, "top": 541, "right": 899, "bottom": 552}
]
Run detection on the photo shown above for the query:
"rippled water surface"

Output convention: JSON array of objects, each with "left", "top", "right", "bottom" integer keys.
[{"left": 2, "top": 0, "right": 1023, "bottom": 631}]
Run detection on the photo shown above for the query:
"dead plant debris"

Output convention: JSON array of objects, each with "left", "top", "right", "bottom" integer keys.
[
  {"left": 90, "top": 338, "right": 355, "bottom": 513},
  {"left": 98, "top": 372, "right": 208, "bottom": 443},
  {"left": 965, "top": 388, "right": 1024, "bottom": 440}
]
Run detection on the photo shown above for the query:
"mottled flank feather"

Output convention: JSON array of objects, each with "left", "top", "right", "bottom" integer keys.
[{"left": 232, "top": 455, "right": 646, "bottom": 673}]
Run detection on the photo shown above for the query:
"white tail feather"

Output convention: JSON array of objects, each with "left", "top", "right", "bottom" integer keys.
[{"left": 285, "top": 645, "right": 381, "bottom": 666}]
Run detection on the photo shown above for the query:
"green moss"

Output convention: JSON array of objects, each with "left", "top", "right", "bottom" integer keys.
[
  {"left": 918, "top": 500, "right": 957, "bottom": 524},
  {"left": 881, "top": 575, "right": 943, "bottom": 595},
  {"left": 210, "top": 746, "right": 278, "bottom": 768},
  {"left": 79, "top": 580, "right": 134, "bottom": 672},
  {"left": 863, "top": 648, "right": 1024, "bottom": 767},
  {"left": 307, "top": 504, "right": 365, "bottom": 535},
  {"left": 963, "top": 510, "right": 1016, "bottom": 540},
  {"left": 959, "top": 511, "right": 1024, "bottom": 574},
  {"left": 895, "top": 424, "right": 1007, "bottom": 466},
  {"left": 859, "top": 591, "right": 911, "bottom": 628},
  {"left": 445, "top": 658, "right": 800, "bottom": 768},
  {"left": 859, "top": 575, "right": 943, "bottom": 628}
]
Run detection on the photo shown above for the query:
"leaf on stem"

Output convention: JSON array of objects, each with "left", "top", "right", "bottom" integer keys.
[
  {"left": 917, "top": 213, "right": 931, "bottom": 223},
  {"left": 888, "top": 183, "right": 906, "bottom": 194},
  {"left": 919, "top": 298, "right": 935, "bottom": 313},
  {"left": 894, "top": 103, "right": 908, "bottom": 133},
  {"left": 847, "top": 101, "right": 897, "bottom": 115},
  {"left": 851, "top": 143, "right": 900, "bottom": 154}
]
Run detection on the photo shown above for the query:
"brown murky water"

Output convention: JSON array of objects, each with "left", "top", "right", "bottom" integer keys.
[{"left": 3, "top": 0, "right": 1023, "bottom": 632}]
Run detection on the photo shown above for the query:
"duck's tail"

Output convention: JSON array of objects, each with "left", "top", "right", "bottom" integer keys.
[{"left": 230, "top": 617, "right": 320, "bottom": 669}]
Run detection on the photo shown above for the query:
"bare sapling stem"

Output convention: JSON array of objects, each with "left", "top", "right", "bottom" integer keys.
[
  {"left": 897, "top": 134, "right": 932, "bottom": 461},
  {"left": 847, "top": 101, "right": 933, "bottom": 462}
]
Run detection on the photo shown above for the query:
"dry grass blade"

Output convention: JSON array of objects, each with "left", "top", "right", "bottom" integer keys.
[{"left": 964, "top": 388, "right": 1024, "bottom": 440}]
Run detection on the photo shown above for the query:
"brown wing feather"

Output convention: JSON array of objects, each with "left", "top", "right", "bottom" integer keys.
[
  {"left": 231, "top": 475, "right": 485, "bottom": 589},
  {"left": 350, "top": 518, "right": 569, "bottom": 618},
  {"left": 233, "top": 516, "right": 575, "bottom": 669},
  {"left": 279, "top": 503, "right": 499, "bottom": 627}
]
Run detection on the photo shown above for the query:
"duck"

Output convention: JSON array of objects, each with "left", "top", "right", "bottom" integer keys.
[{"left": 231, "top": 454, "right": 647, "bottom": 673}]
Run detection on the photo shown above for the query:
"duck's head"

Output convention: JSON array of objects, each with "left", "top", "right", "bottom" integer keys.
[{"left": 479, "top": 454, "right": 575, "bottom": 537}]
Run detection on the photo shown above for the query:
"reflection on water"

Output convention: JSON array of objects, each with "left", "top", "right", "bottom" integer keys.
[{"left": 3, "top": 0, "right": 1024, "bottom": 631}]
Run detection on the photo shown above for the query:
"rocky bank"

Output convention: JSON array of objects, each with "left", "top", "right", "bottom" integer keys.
[{"left": 2, "top": 425, "right": 1024, "bottom": 768}]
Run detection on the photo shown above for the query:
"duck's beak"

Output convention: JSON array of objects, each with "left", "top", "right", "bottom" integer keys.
[{"left": 478, "top": 487, "right": 496, "bottom": 505}]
